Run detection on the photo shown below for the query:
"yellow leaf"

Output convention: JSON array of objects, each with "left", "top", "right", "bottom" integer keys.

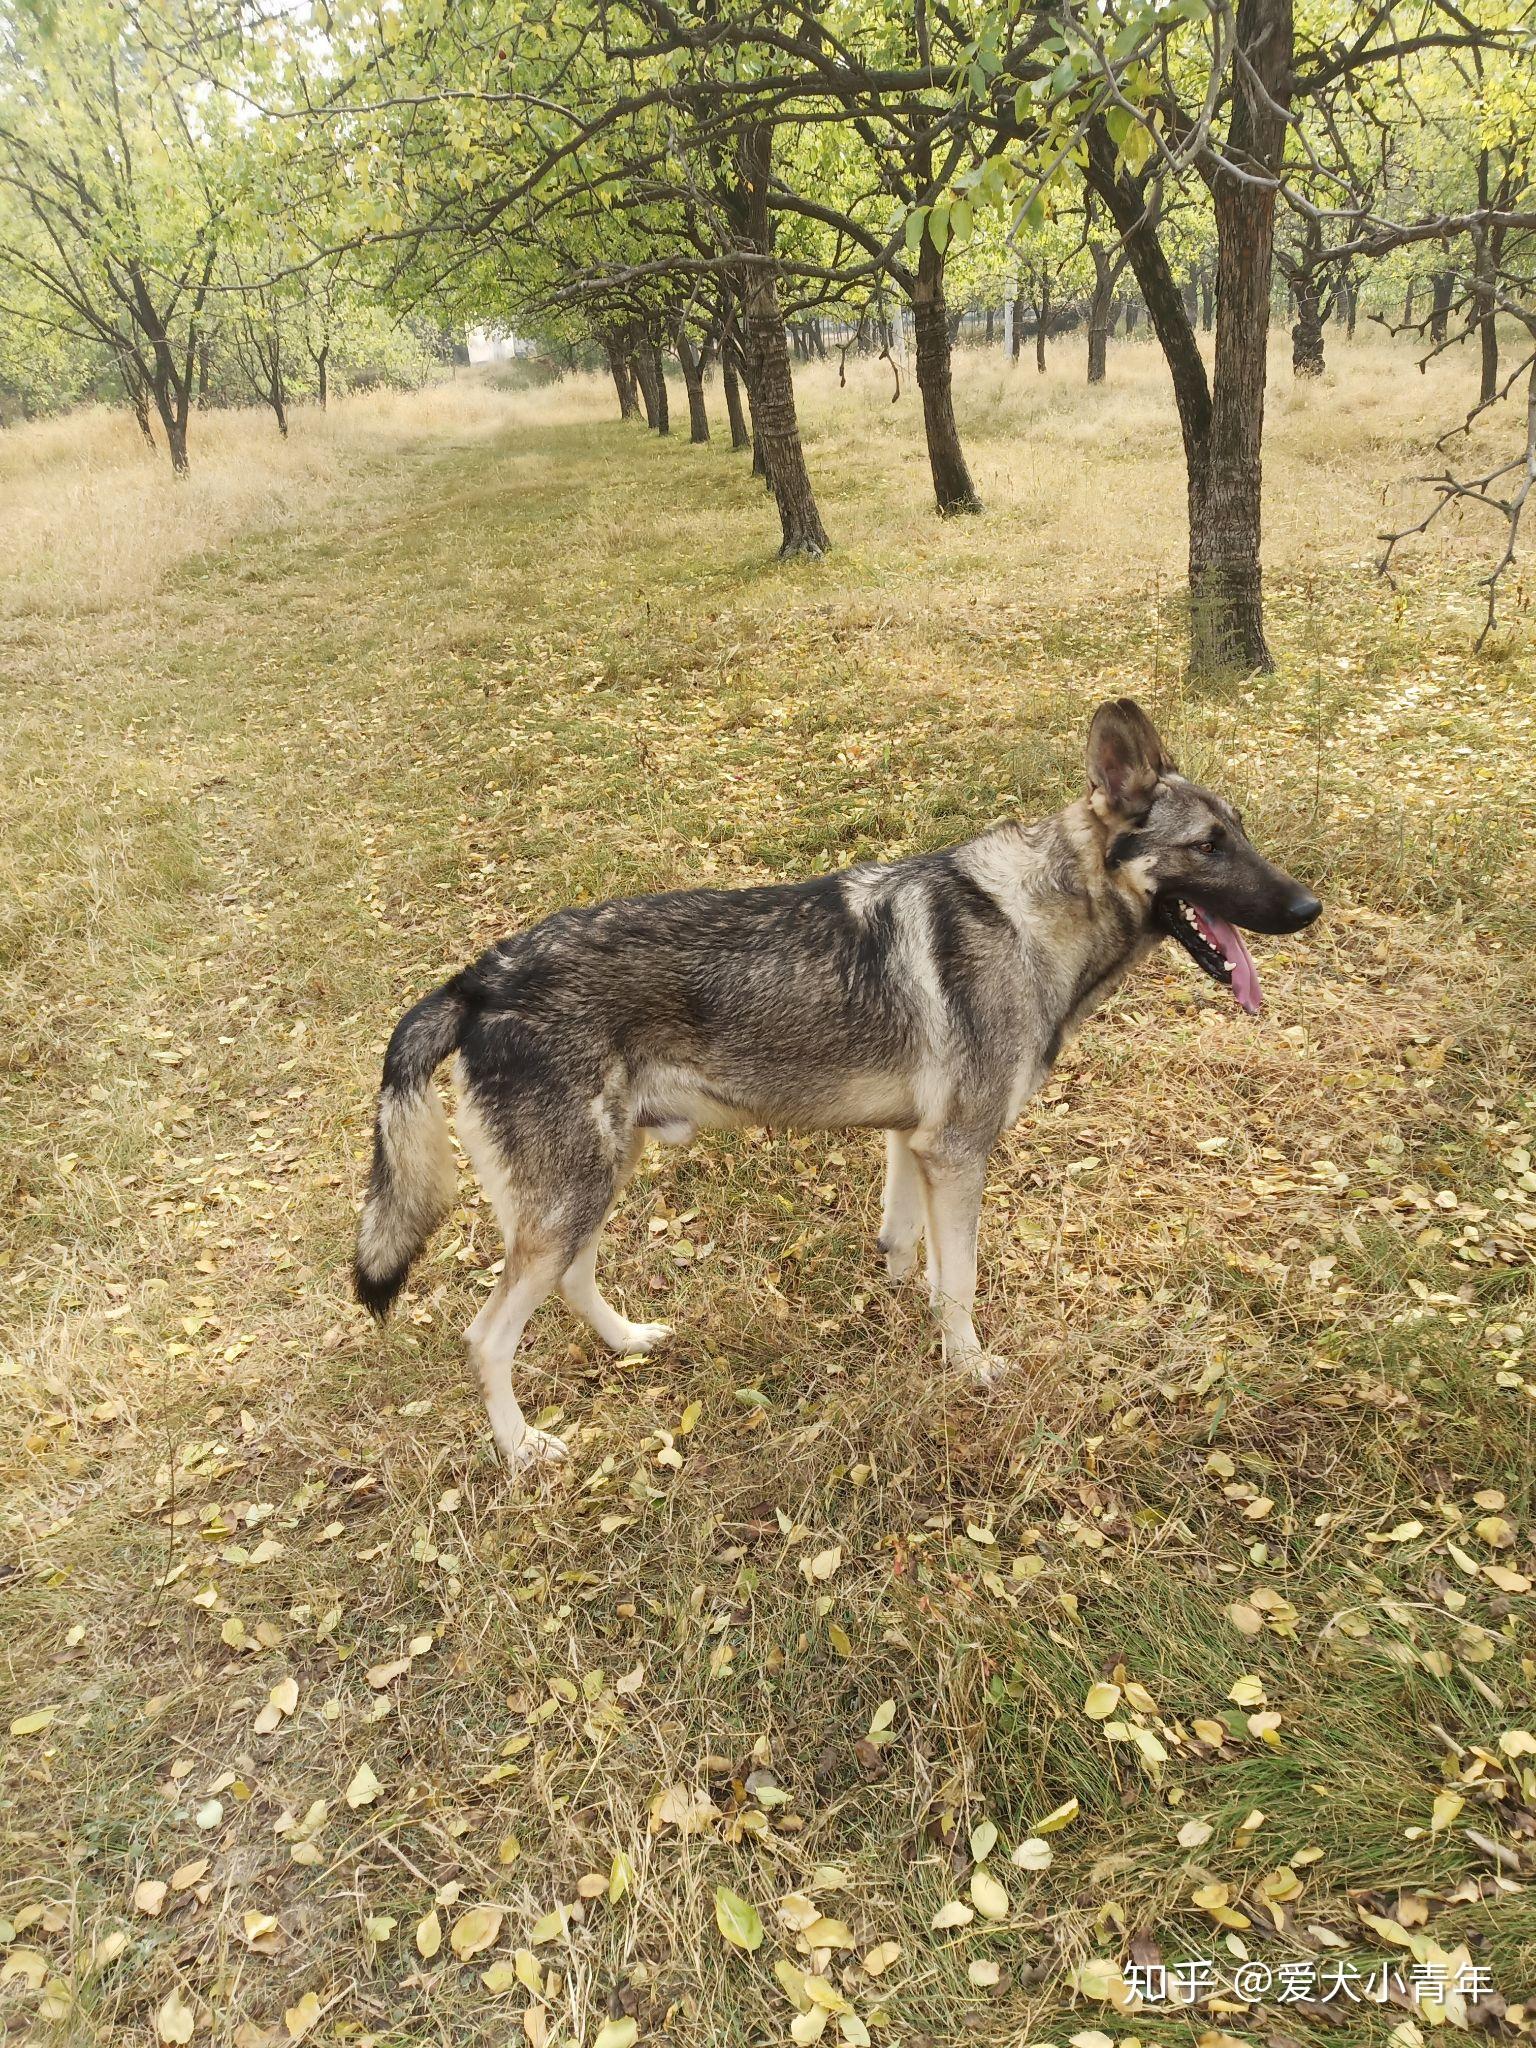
[
  {"left": 593, "top": 2022, "right": 639, "bottom": 2048},
  {"left": 133, "top": 1879, "right": 168, "bottom": 1916},
  {"left": 969, "top": 1867, "right": 1010, "bottom": 1920},
  {"left": 1083, "top": 1682, "right": 1121, "bottom": 1719},
  {"left": 1035, "top": 1796, "right": 1079, "bottom": 1833},
  {"left": 861, "top": 1941, "right": 900, "bottom": 1976},
  {"left": 158, "top": 1987, "right": 196, "bottom": 2044},
  {"left": 1430, "top": 1789, "right": 1464, "bottom": 1832},
  {"left": 451, "top": 1906, "right": 503, "bottom": 1960},
  {"left": 415, "top": 1909, "right": 441, "bottom": 1958},
  {"left": 344, "top": 1761, "right": 382, "bottom": 1808},
  {"left": 529, "top": 1905, "right": 568, "bottom": 1945},
  {"left": 284, "top": 1992, "right": 322, "bottom": 2042},
  {"left": 10, "top": 1707, "right": 56, "bottom": 1737},
  {"left": 791, "top": 2011, "right": 829, "bottom": 2046},
  {"left": 714, "top": 1886, "right": 764, "bottom": 1952},
  {"left": 798, "top": 1917, "right": 853, "bottom": 1949},
  {"left": 930, "top": 1900, "right": 974, "bottom": 1929},
  {"left": 805, "top": 1545, "right": 843, "bottom": 1581}
]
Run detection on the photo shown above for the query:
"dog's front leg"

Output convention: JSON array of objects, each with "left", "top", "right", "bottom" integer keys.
[
  {"left": 912, "top": 1135, "right": 1007, "bottom": 1383},
  {"left": 878, "top": 1129, "right": 927, "bottom": 1284}
]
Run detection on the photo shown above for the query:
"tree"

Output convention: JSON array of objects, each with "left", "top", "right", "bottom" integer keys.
[{"left": 0, "top": 0, "right": 240, "bottom": 474}]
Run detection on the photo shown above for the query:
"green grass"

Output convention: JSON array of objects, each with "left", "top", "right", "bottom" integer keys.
[{"left": 1, "top": 341, "right": 1534, "bottom": 2047}]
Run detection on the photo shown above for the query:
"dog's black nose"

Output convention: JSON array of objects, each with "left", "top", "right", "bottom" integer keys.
[{"left": 1285, "top": 891, "right": 1322, "bottom": 930}]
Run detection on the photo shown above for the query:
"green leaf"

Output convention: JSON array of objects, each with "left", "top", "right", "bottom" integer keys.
[
  {"left": 714, "top": 1886, "right": 764, "bottom": 1953},
  {"left": 928, "top": 202, "right": 951, "bottom": 255},
  {"left": 903, "top": 207, "right": 926, "bottom": 256}
]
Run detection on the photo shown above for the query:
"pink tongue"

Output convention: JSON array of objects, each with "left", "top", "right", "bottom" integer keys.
[{"left": 1194, "top": 908, "right": 1262, "bottom": 1015}]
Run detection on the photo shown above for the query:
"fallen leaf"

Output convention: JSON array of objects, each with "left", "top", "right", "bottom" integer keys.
[
  {"left": 714, "top": 1886, "right": 764, "bottom": 1952},
  {"left": 344, "top": 1762, "right": 381, "bottom": 1809},
  {"left": 158, "top": 1987, "right": 196, "bottom": 2044},
  {"left": 445, "top": 1904, "right": 500, "bottom": 1959},
  {"left": 284, "top": 1992, "right": 322, "bottom": 2042}
]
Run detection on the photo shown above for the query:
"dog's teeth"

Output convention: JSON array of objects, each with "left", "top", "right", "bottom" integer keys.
[{"left": 1223, "top": 957, "right": 1234, "bottom": 970}]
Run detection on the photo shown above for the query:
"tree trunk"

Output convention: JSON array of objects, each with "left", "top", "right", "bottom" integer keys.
[
  {"left": 146, "top": 356, "right": 191, "bottom": 476},
  {"left": 1472, "top": 152, "right": 1499, "bottom": 406},
  {"left": 271, "top": 384, "right": 289, "bottom": 436},
  {"left": 736, "top": 123, "right": 830, "bottom": 557},
  {"left": 1477, "top": 286, "right": 1499, "bottom": 403},
  {"left": 1201, "top": 273, "right": 1215, "bottom": 331},
  {"left": 1035, "top": 277, "right": 1050, "bottom": 374},
  {"left": 123, "top": 359, "right": 156, "bottom": 449},
  {"left": 631, "top": 353, "right": 658, "bottom": 428},
  {"left": 1187, "top": 0, "right": 1292, "bottom": 676},
  {"left": 1087, "top": 244, "right": 1116, "bottom": 384},
  {"left": 645, "top": 345, "right": 670, "bottom": 435},
  {"left": 984, "top": 306, "right": 994, "bottom": 346},
  {"left": 316, "top": 345, "right": 330, "bottom": 411},
  {"left": 1291, "top": 280, "right": 1325, "bottom": 375},
  {"left": 1011, "top": 286, "right": 1026, "bottom": 361},
  {"left": 676, "top": 328, "right": 710, "bottom": 443},
  {"left": 722, "top": 354, "right": 750, "bottom": 449},
  {"left": 1085, "top": 0, "right": 1290, "bottom": 685},
  {"left": 196, "top": 338, "right": 211, "bottom": 411},
  {"left": 1429, "top": 271, "right": 1454, "bottom": 347},
  {"left": 606, "top": 340, "right": 639, "bottom": 420},
  {"left": 912, "top": 232, "right": 982, "bottom": 516}
]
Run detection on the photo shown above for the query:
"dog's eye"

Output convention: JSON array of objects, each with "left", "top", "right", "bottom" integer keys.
[{"left": 1194, "top": 837, "right": 1220, "bottom": 856}]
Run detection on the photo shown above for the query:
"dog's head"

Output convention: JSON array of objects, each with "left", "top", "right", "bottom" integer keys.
[{"left": 1085, "top": 698, "right": 1321, "bottom": 1014}]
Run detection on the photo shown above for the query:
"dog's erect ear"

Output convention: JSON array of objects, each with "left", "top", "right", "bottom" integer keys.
[{"left": 1085, "top": 698, "right": 1176, "bottom": 821}]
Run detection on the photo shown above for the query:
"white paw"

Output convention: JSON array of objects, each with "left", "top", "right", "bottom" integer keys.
[
  {"left": 613, "top": 1320, "right": 673, "bottom": 1356},
  {"left": 880, "top": 1239, "right": 918, "bottom": 1284},
  {"left": 967, "top": 1351, "right": 1014, "bottom": 1391},
  {"left": 503, "top": 1424, "right": 570, "bottom": 1475}
]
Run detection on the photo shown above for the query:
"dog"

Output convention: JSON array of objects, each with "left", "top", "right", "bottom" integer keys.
[{"left": 354, "top": 698, "right": 1320, "bottom": 1474}]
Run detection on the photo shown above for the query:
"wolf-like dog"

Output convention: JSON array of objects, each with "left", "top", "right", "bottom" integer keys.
[{"left": 355, "top": 699, "right": 1320, "bottom": 1474}]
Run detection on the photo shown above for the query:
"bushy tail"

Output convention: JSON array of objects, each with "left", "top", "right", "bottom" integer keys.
[{"left": 354, "top": 984, "right": 467, "bottom": 1318}]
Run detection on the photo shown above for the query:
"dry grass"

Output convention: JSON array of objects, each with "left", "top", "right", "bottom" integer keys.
[{"left": 1, "top": 333, "right": 1534, "bottom": 2048}]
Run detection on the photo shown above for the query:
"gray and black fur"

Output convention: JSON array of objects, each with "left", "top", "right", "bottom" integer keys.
[{"left": 355, "top": 699, "right": 1320, "bottom": 1473}]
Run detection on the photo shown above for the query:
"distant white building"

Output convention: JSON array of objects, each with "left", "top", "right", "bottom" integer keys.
[{"left": 466, "top": 327, "right": 534, "bottom": 364}]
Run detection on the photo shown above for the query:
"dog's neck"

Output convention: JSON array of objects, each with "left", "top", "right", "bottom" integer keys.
[{"left": 961, "top": 799, "right": 1161, "bottom": 1061}]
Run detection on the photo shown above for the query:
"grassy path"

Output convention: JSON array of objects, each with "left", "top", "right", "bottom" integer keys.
[{"left": 1, "top": 366, "right": 1534, "bottom": 2045}]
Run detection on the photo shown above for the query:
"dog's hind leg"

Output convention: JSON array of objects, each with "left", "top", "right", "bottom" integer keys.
[
  {"left": 878, "top": 1129, "right": 928, "bottom": 1285},
  {"left": 556, "top": 1130, "right": 673, "bottom": 1355},
  {"left": 561, "top": 1231, "right": 673, "bottom": 1354},
  {"left": 469, "top": 1239, "right": 571, "bottom": 1473}
]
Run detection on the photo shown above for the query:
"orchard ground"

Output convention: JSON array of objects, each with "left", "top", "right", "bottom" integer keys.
[{"left": 3, "top": 335, "right": 1535, "bottom": 2048}]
